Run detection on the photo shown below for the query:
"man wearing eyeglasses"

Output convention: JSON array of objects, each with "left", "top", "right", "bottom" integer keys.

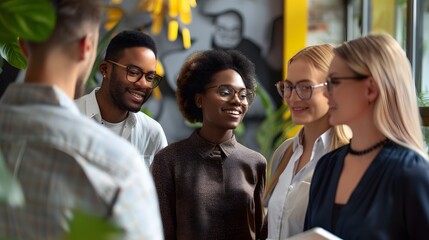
[{"left": 75, "top": 30, "right": 168, "bottom": 168}]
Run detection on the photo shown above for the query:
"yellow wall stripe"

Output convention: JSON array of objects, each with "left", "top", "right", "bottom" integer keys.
[
  {"left": 283, "top": 0, "right": 307, "bottom": 78},
  {"left": 372, "top": 0, "right": 395, "bottom": 35}
]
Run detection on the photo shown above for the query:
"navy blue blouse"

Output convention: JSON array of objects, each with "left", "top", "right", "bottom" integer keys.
[{"left": 304, "top": 141, "right": 429, "bottom": 239}]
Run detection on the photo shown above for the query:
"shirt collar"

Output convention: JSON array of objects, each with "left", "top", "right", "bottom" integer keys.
[
  {"left": 189, "top": 130, "right": 237, "bottom": 158},
  {"left": 292, "top": 127, "right": 332, "bottom": 151},
  {"left": 319, "top": 128, "right": 332, "bottom": 149},
  {"left": 292, "top": 128, "right": 303, "bottom": 151},
  {"left": 1, "top": 83, "right": 80, "bottom": 114},
  {"left": 84, "top": 87, "right": 102, "bottom": 122},
  {"left": 85, "top": 87, "right": 137, "bottom": 126}
]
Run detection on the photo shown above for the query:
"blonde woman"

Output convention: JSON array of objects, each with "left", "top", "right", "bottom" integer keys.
[
  {"left": 305, "top": 34, "right": 429, "bottom": 239},
  {"left": 264, "top": 44, "right": 351, "bottom": 239}
]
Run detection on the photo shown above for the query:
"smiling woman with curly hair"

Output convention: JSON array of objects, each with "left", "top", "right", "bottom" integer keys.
[{"left": 151, "top": 49, "right": 266, "bottom": 240}]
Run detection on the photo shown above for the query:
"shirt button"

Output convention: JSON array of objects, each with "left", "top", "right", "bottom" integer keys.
[{"left": 288, "top": 185, "right": 293, "bottom": 191}]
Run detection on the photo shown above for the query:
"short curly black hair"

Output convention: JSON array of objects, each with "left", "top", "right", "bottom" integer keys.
[
  {"left": 176, "top": 49, "right": 257, "bottom": 123},
  {"left": 104, "top": 30, "right": 157, "bottom": 61}
]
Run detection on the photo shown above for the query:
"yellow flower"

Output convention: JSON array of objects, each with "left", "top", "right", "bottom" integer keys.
[
  {"left": 104, "top": 6, "right": 123, "bottom": 30},
  {"left": 168, "top": 20, "right": 179, "bottom": 41},
  {"left": 182, "top": 28, "right": 191, "bottom": 49}
]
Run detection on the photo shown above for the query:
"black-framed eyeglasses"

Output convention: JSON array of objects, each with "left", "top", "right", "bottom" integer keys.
[
  {"left": 205, "top": 84, "right": 255, "bottom": 105},
  {"left": 275, "top": 81, "right": 327, "bottom": 100},
  {"left": 107, "top": 60, "right": 162, "bottom": 89},
  {"left": 326, "top": 76, "right": 369, "bottom": 94}
]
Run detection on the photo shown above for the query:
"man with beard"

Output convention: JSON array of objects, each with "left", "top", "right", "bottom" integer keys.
[
  {"left": 0, "top": 1, "right": 163, "bottom": 239},
  {"left": 76, "top": 30, "right": 168, "bottom": 167}
]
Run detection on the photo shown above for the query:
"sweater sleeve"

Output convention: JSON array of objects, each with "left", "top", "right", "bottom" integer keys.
[{"left": 151, "top": 150, "right": 176, "bottom": 240}]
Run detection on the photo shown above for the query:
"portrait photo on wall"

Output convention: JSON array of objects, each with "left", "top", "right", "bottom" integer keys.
[{"left": 151, "top": 0, "right": 284, "bottom": 151}]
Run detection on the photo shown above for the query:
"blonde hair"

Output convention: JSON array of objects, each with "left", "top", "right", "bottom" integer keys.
[
  {"left": 264, "top": 44, "right": 351, "bottom": 203},
  {"left": 290, "top": 44, "right": 352, "bottom": 150},
  {"left": 289, "top": 44, "right": 333, "bottom": 73},
  {"left": 334, "top": 34, "right": 428, "bottom": 158}
]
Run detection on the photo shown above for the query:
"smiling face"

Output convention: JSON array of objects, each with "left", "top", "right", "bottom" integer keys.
[
  {"left": 325, "top": 55, "right": 370, "bottom": 126},
  {"left": 196, "top": 69, "right": 249, "bottom": 132},
  {"left": 285, "top": 57, "right": 329, "bottom": 126},
  {"left": 213, "top": 12, "right": 242, "bottom": 49},
  {"left": 107, "top": 47, "right": 157, "bottom": 112}
]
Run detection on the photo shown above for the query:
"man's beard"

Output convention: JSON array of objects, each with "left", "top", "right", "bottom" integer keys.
[{"left": 128, "top": 90, "right": 153, "bottom": 113}]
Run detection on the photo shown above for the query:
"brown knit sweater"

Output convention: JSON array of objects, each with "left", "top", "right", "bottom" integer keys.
[{"left": 151, "top": 130, "right": 266, "bottom": 240}]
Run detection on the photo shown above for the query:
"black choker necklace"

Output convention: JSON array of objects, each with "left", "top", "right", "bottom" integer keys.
[{"left": 348, "top": 139, "right": 389, "bottom": 156}]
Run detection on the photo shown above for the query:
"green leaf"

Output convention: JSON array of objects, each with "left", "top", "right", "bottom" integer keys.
[
  {"left": 0, "top": 21, "right": 16, "bottom": 42},
  {"left": 0, "top": 150, "right": 25, "bottom": 207},
  {"left": 256, "top": 86, "right": 275, "bottom": 113},
  {"left": 97, "top": 19, "right": 124, "bottom": 58},
  {"left": 256, "top": 104, "right": 289, "bottom": 159},
  {"left": 141, "top": 108, "right": 154, "bottom": 118},
  {"left": 65, "top": 210, "right": 124, "bottom": 240},
  {"left": 0, "top": 41, "right": 27, "bottom": 69},
  {"left": 0, "top": 0, "right": 55, "bottom": 42}
]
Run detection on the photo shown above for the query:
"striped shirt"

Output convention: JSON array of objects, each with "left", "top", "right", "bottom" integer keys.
[{"left": 0, "top": 83, "right": 163, "bottom": 240}]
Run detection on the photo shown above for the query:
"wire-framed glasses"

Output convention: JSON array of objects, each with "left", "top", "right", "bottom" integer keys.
[
  {"left": 326, "top": 76, "right": 369, "bottom": 94},
  {"left": 107, "top": 60, "right": 162, "bottom": 89},
  {"left": 275, "top": 81, "right": 327, "bottom": 100},
  {"left": 205, "top": 84, "right": 255, "bottom": 105}
]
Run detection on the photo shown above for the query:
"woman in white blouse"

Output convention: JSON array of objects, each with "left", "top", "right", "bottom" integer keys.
[{"left": 264, "top": 44, "right": 351, "bottom": 239}]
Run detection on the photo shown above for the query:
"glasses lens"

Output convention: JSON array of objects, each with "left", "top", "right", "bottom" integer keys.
[
  {"left": 126, "top": 66, "right": 143, "bottom": 82},
  {"left": 245, "top": 89, "right": 255, "bottom": 105},
  {"left": 237, "top": 89, "right": 248, "bottom": 100},
  {"left": 144, "top": 73, "right": 162, "bottom": 88},
  {"left": 152, "top": 75, "right": 162, "bottom": 88},
  {"left": 284, "top": 83, "right": 293, "bottom": 98},
  {"left": 145, "top": 73, "right": 156, "bottom": 82},
  {"left": 218, "top": 85, "right": 233, "bottom": 98},
  {"left": 296, "top": 82, "right": 313, "bottom": 100},
  {"left": 217, "top": 85, "right": 253, "bottom": 104},
  {"left": 275, "top": 81, "right": 285, "bottom": 98}
]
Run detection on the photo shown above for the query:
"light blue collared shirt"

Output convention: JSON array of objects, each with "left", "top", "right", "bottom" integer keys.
[{"left": 0, "top": 83, "right": 164, "bottom": 240}]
